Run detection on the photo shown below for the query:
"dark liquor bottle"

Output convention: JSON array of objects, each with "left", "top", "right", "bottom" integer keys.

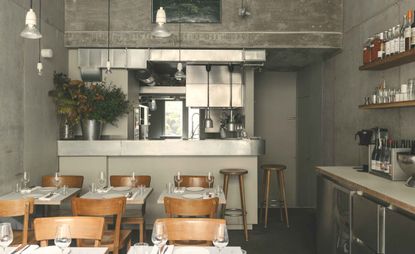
[
  {"left": 411, "top": 10, "right": 415, "bottom": 48},
  {"left": 405, "top": 11, "right": 412, "bottom": 51}
]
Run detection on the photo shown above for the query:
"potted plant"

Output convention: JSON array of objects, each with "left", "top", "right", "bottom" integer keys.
[
  {"left": 76, "top": 81, "right": 130, "bottom": 140},
  {"left": 48, "top": 73, "right": 81, "bottom": 139}
]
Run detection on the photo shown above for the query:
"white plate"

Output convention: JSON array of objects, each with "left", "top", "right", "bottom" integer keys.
[
  {"left": 174, "top": 247, "right": 209, "bottom": 254},
  {"left": 182, "top": 194, "right": 203, "bottom": 199},
  {"left": 113, "top": 186, "right": 131, "bottom": 191},
  {"left": 32, "top": 246, "right": 62, "bottom": 254},
  {"left": 25, "top": 193, "right": 43, "bottom": 198},
  {"left": 40, "top": 187, "right": 57, "bottom": 191},
  {"left": 185, "top": 187, "right": 204, "bottom": 192},
  {"left": 103, "top": 193, "right": 124, "bottom": 199}
]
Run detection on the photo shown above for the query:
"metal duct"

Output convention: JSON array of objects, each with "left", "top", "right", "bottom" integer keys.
[{"left": 79, "top": 67, "right": 102, "bottom": 82}]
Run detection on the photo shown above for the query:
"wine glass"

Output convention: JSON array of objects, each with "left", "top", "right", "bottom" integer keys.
[
  {"left": 0, "top": 223, "right": 13, "bottom": 254},
  {"left": 54, "top": 224, "right": 71, "bottom": 254},
  {"left": 213, "top": 224, "right": 229, "bottom": 254},
  {"left": 151, "top": 221, "right": 167, "bottom": 254},
  {"left": 130, "top": 172, "right": 137, "bottom": 188},
  {"left": 173, "top": 173, "right": 183, "bottom": 188},
  {"left": 98, "top": 171, "right": 106, "bottom": 190},
  {"left": 22, "top": 171, "right": 30, "bottom": 190},
  {"left": 53, "top": 172, "right": 61, "bottom": 189},
  {"left": 207, "top": 172, "right": 214, "bottom": 188}
]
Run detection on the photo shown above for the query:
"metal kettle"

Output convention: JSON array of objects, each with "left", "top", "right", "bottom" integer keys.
[{"left": 355, "top": 129, "right": 373, "bottom": 146}]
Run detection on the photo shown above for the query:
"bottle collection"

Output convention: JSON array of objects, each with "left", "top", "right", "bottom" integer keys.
[
  {"left": 363, "top": 79, "right": 415, "bottom": 105},
  {"left": 362, "top": 10, "right": 415, "bottom": 65}
]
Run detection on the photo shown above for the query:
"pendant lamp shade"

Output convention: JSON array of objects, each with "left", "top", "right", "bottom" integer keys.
[
  {"left": 21, "top": 8, "right": 42, "bottom": 39},
  {"left": 152, "top": 7, "right": 171, "bottom": 38},
  {"left": 175, "top": 62, "right": 186, "bottom": 80}
]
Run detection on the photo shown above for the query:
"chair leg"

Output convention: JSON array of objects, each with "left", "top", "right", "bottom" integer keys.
[
  {"left": 277, "top": 171, "right": 284, "bottom": 223},
  {"left": 239, "top": 175, "right": 248, "bottom": 241},
  {"left": 280, "top": 171, "right": 290, "bottom": 228},
  {"left": 139, "top": 223, "right": 144, "bottom": 243},
  {"left": 221, "top": 174, "right": 229, "bottom": 217},
  {"left": 260, "top": 169, "right": 266, "bottom": 223},
  {"left": 264, "top": 170, "right": 271, "bottom": 228}
]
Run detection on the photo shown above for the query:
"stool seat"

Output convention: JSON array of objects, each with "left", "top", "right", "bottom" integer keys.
[
  {"left": 261, "top": 164, "right": 287, "bottom": 171},
  {"left": 219, "top": 168, "right": 248, "bottom": 175}
]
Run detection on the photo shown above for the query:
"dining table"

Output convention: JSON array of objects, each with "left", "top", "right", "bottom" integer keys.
[
  {"left": 7, "top": 245, "right": 108, "bottom": 254},
  {"left": 157, "top": 187, "right": 226, "bottom": 204},
  {"left": 0, "top": 187, "right": 80, "bottom": 206},
  {"left": 81, "top": 187, "right": 153, "bottom": 205},
  {"left": 127, "top": 245, "right": 243, "bottom": 254}
]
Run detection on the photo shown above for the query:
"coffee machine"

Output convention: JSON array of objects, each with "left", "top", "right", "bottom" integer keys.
[
  {"left": 133, "top": 105, "right": 150, "bottom": 140},
  {"left": 355, "top": 129, "right": 373, "bottom": 171}
]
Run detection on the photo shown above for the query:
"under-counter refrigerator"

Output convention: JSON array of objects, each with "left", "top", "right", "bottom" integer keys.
[{"left": 385, "top": 208, "right": 415, "bottom": 253}]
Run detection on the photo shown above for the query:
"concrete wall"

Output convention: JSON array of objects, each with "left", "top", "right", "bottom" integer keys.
[
  {"left": 64, "top": 0, "right": 342, "bottom": 49},
  {"left": 307, "top": 0, "right": 415, "bottom": 168},
  {"left": 254, "top": 72, "right": 297, "bottom": 207},
  {"left": 0, "top": 0, "right": 67, "bottom": 194}
]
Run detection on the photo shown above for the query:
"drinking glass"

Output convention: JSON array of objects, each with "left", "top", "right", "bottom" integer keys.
[
  {"left": 151, "top": 221, "right": 167, "bottom": 254},
  {"left": 130, "top": 172, "right": 137, "bottom": 188},
  {"left": 134, "top": 242, "right": 149, "bottom": 254},
  {"left": 174, "top": 173, "right": 183, "bottom": 188},
  {"left": 207, "top": 172, "right": 214, "bottom": 188},
  {"left": 213, "top": 224, "right": 229, "bottom": 254},
  {"left": 22, "top": 171, "right": 30, "bottom": 190},
  {"left": 98, "top": 171, "right": 106, "bottom": 189},
  {"left": 0, "top": 223, "right": 13, "bottom": 254},
  {"left": 54, "top": 224, "right": 71, "bottom": 254},
  {"left": 138, "top": 185, "right": 145, "bottom": 196},
  {"left": 53, "top": 172, "right": 61, "bottom": 189}
]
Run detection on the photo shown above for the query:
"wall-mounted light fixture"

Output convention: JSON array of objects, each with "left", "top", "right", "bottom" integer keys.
[
  {"left": 152, "top": 7, "right": 172, "bottom": 38},
  {"left": 21, "top": 0, "right": 42, "bottom": 39}
]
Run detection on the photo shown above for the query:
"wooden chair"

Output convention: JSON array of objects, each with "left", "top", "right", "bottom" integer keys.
[
  {"left": 174, "top": 175, "right": 214, "bottom": 188},
  {"left": 156, "top": 218, "right": 226, "bottom": 245},
  {"left": 72, "top": 197, "right": 131, "bottom": 254},
  {"left": 34, "top": 216, "right": 105, "bottom": 247},
  {"left": 42, "top": 175, "right": 84, "bottom": 216},
  {"left": 42, "top": 175, "right": 84, "bottom": 188},
  {"left": 109, "top": 175, "right": 151, "bottom": 243},
  {"left": 164, "top": 197, "right": 219, "bottom": 218},
  {"left": 0, "top": 198, "right": 34, "bottom": 246}
]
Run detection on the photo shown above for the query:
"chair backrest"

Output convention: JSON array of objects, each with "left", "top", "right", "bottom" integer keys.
[
  {"left": 156, "top": 218, "right": 226, "bottom": 243},
  {"left": 164, "top": 197, "right": 219, "bottom": 218},
  {"left": 34, "top": 216, "right": 105, "bottom": 247},
  {"left": 0, "top": 198, "right": 34, "bottom": 244},
  {"left": 175, "top": 175, "right": 213, "bottom": 188},
  {"left": 72, "top": 197, "right": 126, "bottom": 250},
  {"left": 42, "top": 175, "right": 84, "bottom": 188},
  {"left": 110, "top": 175, "right": 151, "bottom": 187}
]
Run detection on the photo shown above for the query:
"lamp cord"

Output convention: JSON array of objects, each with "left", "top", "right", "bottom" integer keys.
[
  {"left": 107, "top": 0, "right": 110, "bottom": 61},
  {"left": 38, "top": 0, "right": 41, "bottom": 62},
  {"left": 229, "top": 64, "right": 233, "bottom": 108},
  {"left": 30, "top": 0, "right": 32, "bottom": 9},
  {"left": 206, "top": 65, "right": 211, "bottom": 108}
]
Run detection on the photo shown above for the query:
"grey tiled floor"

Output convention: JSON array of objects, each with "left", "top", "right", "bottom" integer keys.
[{"left": 135, "top": 208, "right": 316, "bottom": 254}]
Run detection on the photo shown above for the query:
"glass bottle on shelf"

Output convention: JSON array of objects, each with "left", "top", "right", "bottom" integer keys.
[
  {"left": 405, "top": 10, "right": 412, "bottom": 51},
  {"left": 411, "top": 10, "right": 415, "bottom": 49},
  {"left": 371, "top": 34, "right": 382, "bottom": 61},
  {"left": 363, "top": 38, "right": 372, "bottom": 64},
  {"left": 385, "top": 29, "right": 391, "bottom": 57},
  {"left": 395, "top": 25, "right": 402, "bottom": 54}
]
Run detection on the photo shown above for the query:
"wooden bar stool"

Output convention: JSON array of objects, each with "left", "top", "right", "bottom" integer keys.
[
  {"left": 220, "top": 168, "right": 248, "bottom": 241},
  {"left": 260, "top": 164, "right": 289, "bottom": 228}
]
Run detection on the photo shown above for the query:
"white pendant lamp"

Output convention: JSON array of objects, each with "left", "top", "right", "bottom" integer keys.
[
  {"left": 21, "top": 0, "right": 42, "bottom": 39},
  {"left": 105, "top": 0, "right": 112, "bottom": 74},
  {"left": 37, "top": 0, "right": 42, "bottom": 76},
  {"left": 204, "top": 65, "right": 213, "bottom": 129},
  {"left": 152, "top": 7, "right": 172, "bottom": 38},
  {"left": 175, "top": 21, "right": 186, "bottom": 80}
]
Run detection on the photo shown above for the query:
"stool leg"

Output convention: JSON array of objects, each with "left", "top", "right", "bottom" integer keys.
[
  {"left": 222, "top": 174, "right": 230, "bottom": 217},
  {"left": 276, "top": 171, "right": 284, "bottom": 222},
  {"left": 239, "top": 175, "right": 248, "bottom": 241},
  {"left": 264, "top": 169, "right": 271, "bottom": 228},
  {"left": 260, "top": 169, "right": 266, "bottom": 223},
  {"left": 279, "top": 171, "right": 290, "bottom": 228}
]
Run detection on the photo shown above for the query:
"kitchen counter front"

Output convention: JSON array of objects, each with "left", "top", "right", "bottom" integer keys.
[
  {"left": 58, "top": 139, "right": 265, "bottom": 156},
  {"left": 316, "top": 166, "right": 415, "bottom": 214}
]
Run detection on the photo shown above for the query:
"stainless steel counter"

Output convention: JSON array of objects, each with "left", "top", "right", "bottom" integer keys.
[{"left": 57, "top": 139, "right": 265, "bottom": 156}]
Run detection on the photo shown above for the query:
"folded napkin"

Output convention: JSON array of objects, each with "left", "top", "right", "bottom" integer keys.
[
  {"left": 97, "top": 186, "right": 113, "bottom": 193},
  {"left": 127, "top": 192, "right": 138, "bottom": 200},
  {"left": 150, "top": 245, "right": 173, "bottom": 254},
  {"left": 20, "top": 186, "right": 41, "bottom": 194},
  {"left": 173, "top": 187, "right": 185, "bottom": 194},
  {"left": 39, "top": 192, "right": 60, "bottom": 201}
]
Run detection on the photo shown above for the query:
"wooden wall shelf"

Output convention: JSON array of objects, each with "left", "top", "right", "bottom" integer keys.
[
  {"left": 359, "top": 100, "right": 415, "bottom": 109},
  {"left": 359, "top": 49, "right": 415, "bottom": 71}
]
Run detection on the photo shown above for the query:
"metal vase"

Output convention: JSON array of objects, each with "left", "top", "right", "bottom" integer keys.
[{"left": 81, "top": 119, "right": 103, "bottom": 140}]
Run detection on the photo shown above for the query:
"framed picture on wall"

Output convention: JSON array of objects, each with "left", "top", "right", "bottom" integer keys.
[{"left": 152, "top": 0, "right": 221, "bottom": 23}]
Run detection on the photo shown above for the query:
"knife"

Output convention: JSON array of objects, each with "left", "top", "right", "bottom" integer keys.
[{"left": 10, "top": 244, "right": 28, "bottom": 254}]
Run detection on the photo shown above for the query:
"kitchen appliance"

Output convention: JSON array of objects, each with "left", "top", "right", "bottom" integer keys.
[
  {"left": 397, "top": 149, "right": 415, "bottom": 187},
  {"left": 368, "top": 145, "right": 409, "bottom": 180},
  {"left": 133, "top": 105, "right": 150, "bottom": 140},
  {"left": 355, "top": 130, "right": 373, "bottom": 146}
]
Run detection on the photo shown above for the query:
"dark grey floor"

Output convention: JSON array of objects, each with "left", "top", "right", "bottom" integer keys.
[{"left": 133, "top": 208, "right": 316, "bottom": 254}]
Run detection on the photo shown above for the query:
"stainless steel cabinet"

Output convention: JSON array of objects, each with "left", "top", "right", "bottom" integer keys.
[{"left": 385, "top": 208, "right": 415, "bottom": 253}]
